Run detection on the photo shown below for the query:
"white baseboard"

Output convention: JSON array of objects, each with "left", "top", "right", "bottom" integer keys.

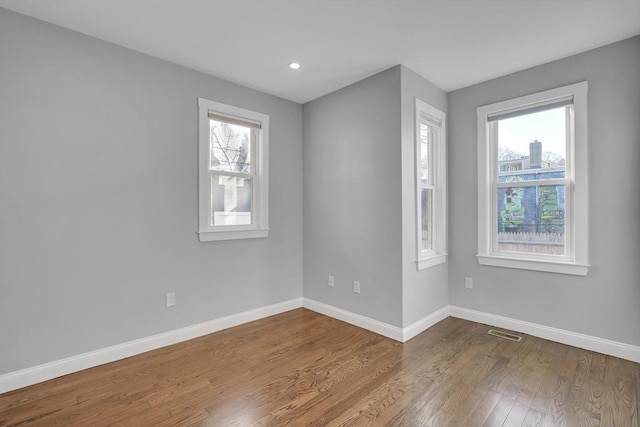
[
  {"left": 301, "top": 300, "right": 640, "bottom": 363},
  {"left": 0, "top": 298, "right": 304, "bottom": 394},
  {"left": 302, "top": 298, "right": 450, "bottom": 343},
  {"left": 303, "top": 298, "right": 405, "bottom": 341},
  {"left": 3, "top": 300, "right": 636, "bottom": 394},
  {"left": 450, "top": 306, "right": 640, "bottom": 363},
  {"left": 402, "top": 306, "right": 451, "bottom": 341}
]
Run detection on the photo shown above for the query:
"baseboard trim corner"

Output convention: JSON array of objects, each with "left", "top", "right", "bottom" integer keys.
[
  {"left": 450, "top": 306, "right": 640, "bottom": 363},
  {"left": 403, "top": 306, "right": 451, "bottom": 341},
  {"left": 0, "top": 297, "right": 303, "bottom": 394},
  {"left": 302, "top": 298, "right": 450, "bottom": 343},
  {"left": 302, "top": 298, "right": 404, "bottom": 341}
]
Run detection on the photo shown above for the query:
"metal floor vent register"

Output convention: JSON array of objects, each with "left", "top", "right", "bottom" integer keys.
[{"left": 487, "top": 329, "right": 523, "bottom": 342}]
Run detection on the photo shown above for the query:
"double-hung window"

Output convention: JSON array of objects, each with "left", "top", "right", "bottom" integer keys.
[
  {"left": 416, "top": 99, "right": 447, "bottom": 269},
  {"left": 477, "top": 82, "right": 588, "bottom": 275},
  {"left": 198, "top": 98, "right": 269, "bottom": 241}
]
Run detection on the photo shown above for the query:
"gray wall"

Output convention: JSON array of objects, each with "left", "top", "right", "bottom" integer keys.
[
  {"left": 448, "top": 36, "right": 640, "bottom": 346},
  {"left": 399, "top": 66, "right": 449, "bottom": 326},
  {"left": 2, "top": 7, "right": 637, "bottom": 378},
  {"left": 0, "top": 8, "right": 303, "bottom": 374},
  {"left": 302, "top": 67, "right": 403, "bottom": 327}
]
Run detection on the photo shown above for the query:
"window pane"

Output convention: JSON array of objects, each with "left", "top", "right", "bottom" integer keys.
[
  {"left": 497, "top": 184, "right": 565, "bottom": 255},
  {"left": 419, "top": 122, "right": 432, "bottom": 185},
  {"left": 209, "top": 119, "right": 252, "bottom": 173},
  {"left": 495, "top": 106, "right": 567, "bottom": 180},
  {"left": 421, "top": 188, "right": 433, "bottom": 251},
  {"left": 211, "top": 175, "right": 253, "bottom": 226}
]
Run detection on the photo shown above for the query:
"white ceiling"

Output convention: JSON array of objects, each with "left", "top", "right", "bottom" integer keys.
[{"left": 1, "top": 0, "right": 639, "bottom": 104}]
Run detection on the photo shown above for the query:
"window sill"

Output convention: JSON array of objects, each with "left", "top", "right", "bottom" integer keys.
[
  {"left": 198, "top": 228, "right": 270, "bottom": 242},
  {"left": 477, "top": 254, "right": 588, "bottom": 276},
  {"left": 417, "top": 253, "right": 447, "bottom": 270}
]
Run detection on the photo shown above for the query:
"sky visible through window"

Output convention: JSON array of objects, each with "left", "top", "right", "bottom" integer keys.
[{"left": 498, "top": 107, "right": 566, "bottom": 160}]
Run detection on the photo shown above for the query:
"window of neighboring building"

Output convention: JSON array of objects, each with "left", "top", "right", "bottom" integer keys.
[
  {"left": 477, "top": 82, "right": 588, "bottom": 275},
  {"left": 416, "top": 99, "right": 447, "bottom": 269},
  {"left": 198, "top": 98, "right": 269, "bottom": 241}
]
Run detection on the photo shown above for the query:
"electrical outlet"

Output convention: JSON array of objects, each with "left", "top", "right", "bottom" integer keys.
[
  {"left": 465, "top": 277, "right": 473, "bottom": 289},
  {"left": 328, "top": 275, "right": 335, "bottom": 287},
  {"left": 353, "top": 281, "right": 361, "bottom": 294},
  {"left": 166, "top": 292, "right": 176, "bottom": 307}
]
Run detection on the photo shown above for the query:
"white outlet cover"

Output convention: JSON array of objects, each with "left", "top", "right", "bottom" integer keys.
[
  {"left": 353, "top": 281, "right": 361, "bottom": 293},
  {"left": 166, "top": 292, "right": 176, "bottom": 307}
]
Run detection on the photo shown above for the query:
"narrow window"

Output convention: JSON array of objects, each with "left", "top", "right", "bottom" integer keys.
[
  {"left": 198, "top": 98, "right": 269, "bottom": 241},
  {"left": 477, "top": 82, "right": 588, "bottom": 275},
  {"left": 416, "top": 99, "right": 447, "bottom": 269}
]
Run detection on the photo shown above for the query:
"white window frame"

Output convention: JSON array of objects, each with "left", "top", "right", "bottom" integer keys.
[
  {"left": 415, "top": 98, "right": 447, "bottom": 270},
  {"left": 198, "top": 98, "right": 269, "bottom": 242},
  {"left": 477, "top": 82, "right": 588, "bottom": 275}
]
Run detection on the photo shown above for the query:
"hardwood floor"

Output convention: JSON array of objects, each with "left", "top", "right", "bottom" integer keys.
[{"left": 0, "top": 308, "right": 638, "bottom": 426}]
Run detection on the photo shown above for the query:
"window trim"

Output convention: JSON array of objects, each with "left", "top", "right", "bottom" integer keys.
[
  {"left": 415, "top": 98, "right": 447, "bottom": 270},
  {"left": 476, "top": 82, "right": 588, "bottom": 275},
  {"left": 198, "top": 98, "right": 269, "bottom": 242}
]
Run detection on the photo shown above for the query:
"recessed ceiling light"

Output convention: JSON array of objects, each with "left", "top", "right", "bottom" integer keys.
[{"left": 289, "top": 62, "right": 301, "bottom": 70}]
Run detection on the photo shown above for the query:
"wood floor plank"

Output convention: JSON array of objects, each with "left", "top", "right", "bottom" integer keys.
[
  {"left": 0, "top": 309, "right": 638, "bottom": 426},
  {"left": 602, "top": 355, "right": 639, "bottom": 427},
  {"left": 465, "top": 388, "right": 504, "bottom": 425},
  {"left": 543, "top": 344, "right": 585, "bottom": 426},
  {"left": 500, "top": 339, "right": 554, "bottom": 426},
  {"left": 525, "top": 341, "right": 570, "bottom": 425}
]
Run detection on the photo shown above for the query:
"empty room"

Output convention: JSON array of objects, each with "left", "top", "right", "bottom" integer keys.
[{"left": 0, "top": 1, "right": 638, "bottom": 426}]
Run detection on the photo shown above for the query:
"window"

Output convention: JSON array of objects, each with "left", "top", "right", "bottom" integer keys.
[
  {"left": 477, "top": 82, "right": 588, "bottom": 275},
  {"left": 416, "top": 99, "right": 447, "bottom": 269},
  {"left": 198, "top": 98, "right": 269, "bottom": 241}
]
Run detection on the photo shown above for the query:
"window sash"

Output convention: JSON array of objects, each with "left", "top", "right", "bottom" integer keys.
[
  {"left": 420, "top": 187, "right": 434, "bottom": 253},
  {"left": 487, "top": 99, "right": 575, "bottom": 262},
  {"left": 208, "top": 125, "right": 259, "bottom": 229},
  {"left": 420, "top": 122, "right": 435, "bottom": 187},
  {"left": 209, "top": 174, "right": 254, "bottom": 227},
  {"left": 209, "top": 121, "right": 258, "bottom": 174},
  {"left": 490, "top": 181, "right": 571, "bottom": 259},
  {"left": 419, "top": 121, "right": 435, "bottom": 255},
  {"left": 489, "top": 106, "right": 573, "bottom": 184},
  {"left": 490, "top": 177, "right": 573, "bottom": 260}
]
